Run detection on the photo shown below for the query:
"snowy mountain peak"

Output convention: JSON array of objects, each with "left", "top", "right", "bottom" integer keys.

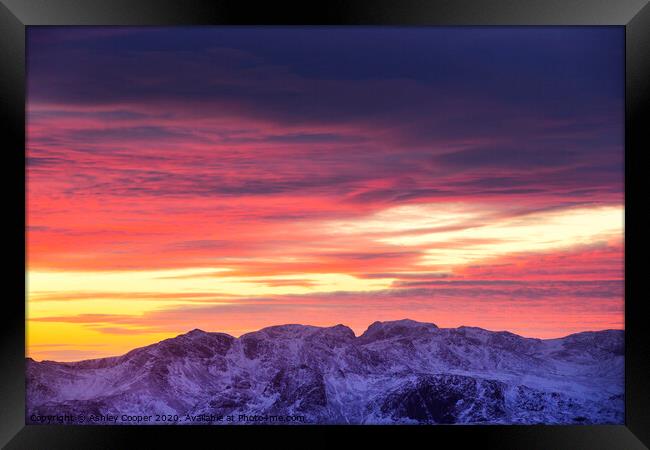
[
  {"left": 244, "top": 323, "right": 321, "bottom": 339},
  {"left": 360, "top": 319, "right": 438, "bottom": 342},
  {"left": 186, "top": 328, "right": 207, "bottom": 335},
  {"left": 174, "top": 328, "right": 210, "bottom": 340},
  {"left": 317, "top": 323, "right": 356, "bottom": 338},
  {"left": 241, "top": 323, "right": 356, "bottom": 341}
]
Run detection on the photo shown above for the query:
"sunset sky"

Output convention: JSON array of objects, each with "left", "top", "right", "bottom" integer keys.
[{"left": 26, "top": 27, "right": 624, "bottom": 361}]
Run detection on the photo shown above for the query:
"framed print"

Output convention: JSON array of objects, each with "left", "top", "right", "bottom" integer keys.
[{"left": 1, "top": 0, "right": 649, "bottom": 448}]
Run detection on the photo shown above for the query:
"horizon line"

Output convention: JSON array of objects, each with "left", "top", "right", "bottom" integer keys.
[{"left": 26, "top": 318, "right": 625, "bottom": 364}]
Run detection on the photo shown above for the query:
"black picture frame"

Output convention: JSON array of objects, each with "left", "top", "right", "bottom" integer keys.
[{"left": 1, "top": 1, "right": 648, "bottom": 448}]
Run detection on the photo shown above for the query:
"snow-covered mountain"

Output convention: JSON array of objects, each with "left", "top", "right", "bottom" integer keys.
[{"left": 26, "top": 319, "right": 624, "bottom": 425}]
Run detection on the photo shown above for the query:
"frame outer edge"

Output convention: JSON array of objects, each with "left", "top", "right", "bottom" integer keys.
[
  {"left": 626, "top": 2, "right": 650, "bottom": 447},
  {"left": 0, "top": 0, "right": 648, "bottom": 448},
  {"left": 0, "top": 0, "right": 648, "bottom": 25},
  {"left": 0, "top": 1, "right": 26, "bottom": 448}
]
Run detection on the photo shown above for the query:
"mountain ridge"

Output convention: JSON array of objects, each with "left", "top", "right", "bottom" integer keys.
[
  {"left": 29, "top": 319, "right": 623, "bottom": 364},
  {"left": 26, "top": 319, "right": 624, "bottom": 425}
]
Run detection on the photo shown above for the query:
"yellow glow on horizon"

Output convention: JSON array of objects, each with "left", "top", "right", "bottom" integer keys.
[
  {"left": 27, "top": 298, "right": 218, "bottom": 318},
  {"left": 26, "top": 321, "right": 175, "bottom": 362},
  {"left": 26, "top": 266, "right": 395, "bottom": 360},
  {"left": 27, "top": 269, "right": 394, "bottom": 307}
]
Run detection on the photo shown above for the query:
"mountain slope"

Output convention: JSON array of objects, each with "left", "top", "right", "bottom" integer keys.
[{"left": 26, "top": 320, "right": 624, "bottom": 424}]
